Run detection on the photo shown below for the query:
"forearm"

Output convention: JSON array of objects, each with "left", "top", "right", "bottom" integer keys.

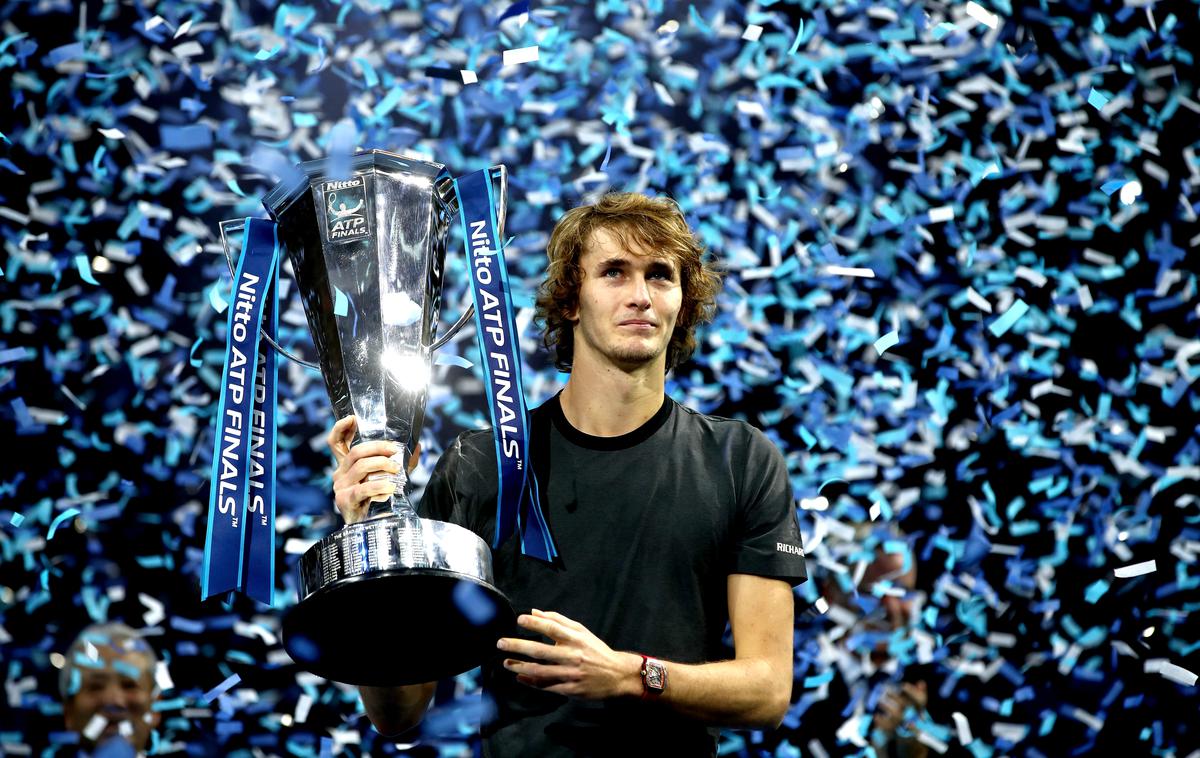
[
  {"left": 358, "top": 682, "right": 436, "bottom": 736},
  {"left": 614, "top": 653, "right": 789, "bottom": 730}
]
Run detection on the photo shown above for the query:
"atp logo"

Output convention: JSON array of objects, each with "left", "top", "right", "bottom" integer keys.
[{"left": 323, "top": 177, "right": 370, "bottom": 242}]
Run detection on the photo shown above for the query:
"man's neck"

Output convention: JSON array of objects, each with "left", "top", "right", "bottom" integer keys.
[{"left": 559, "top": 357, "right": 666, "bottom": 438}]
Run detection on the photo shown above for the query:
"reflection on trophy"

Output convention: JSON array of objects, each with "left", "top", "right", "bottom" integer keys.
[{"left": 219, "top": 151, "right": 514, "bottom": 686}]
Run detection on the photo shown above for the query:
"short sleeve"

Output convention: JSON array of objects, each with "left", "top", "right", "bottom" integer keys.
[
  {"left": 728, "top": 425, "right": 807, "bottom": 586},
  {"left": 417, "top": 430, "right": 498, "bottom": 543}
]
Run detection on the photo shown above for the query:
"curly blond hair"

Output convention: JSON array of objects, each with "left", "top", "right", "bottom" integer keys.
[{"left": 534, "top": 193, "right": 723, "bottom": 372}]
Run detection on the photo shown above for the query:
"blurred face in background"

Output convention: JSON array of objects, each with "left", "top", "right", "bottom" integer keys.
[{"left": 63, "top": 648, "right": 160, "bottom": 751}]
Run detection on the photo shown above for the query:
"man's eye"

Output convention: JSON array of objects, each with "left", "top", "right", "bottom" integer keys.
[{"left": 603, "top": 268, "right": 621, "bottom": 277}]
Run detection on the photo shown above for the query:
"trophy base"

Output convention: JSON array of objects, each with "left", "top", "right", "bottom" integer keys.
[
  {"left": 283, "top": 517, "right": 514, "bottom": 686},
  {"left": 282, "top": 569, "right": 514, "bottom": 686}
]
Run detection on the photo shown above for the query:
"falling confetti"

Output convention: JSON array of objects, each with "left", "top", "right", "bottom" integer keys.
[{"left": 0, "top": 1, "right": 1196, "bottom": 755}]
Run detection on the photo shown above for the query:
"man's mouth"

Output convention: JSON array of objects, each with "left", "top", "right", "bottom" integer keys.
[{"left": 618, "top": 320, "right": 656, "bottom": 329}]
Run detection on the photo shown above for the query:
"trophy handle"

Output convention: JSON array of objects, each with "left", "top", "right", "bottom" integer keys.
[
  {"left": 218, "top": 218, "right": 321, "bottom": 371},
  {"left": 428, "top": 164, "right": 508, "bottom": 352}
]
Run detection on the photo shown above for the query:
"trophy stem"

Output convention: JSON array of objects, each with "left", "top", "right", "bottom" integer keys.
[{"left": 364, "top": 443, "right": 419, "bottom": 521}]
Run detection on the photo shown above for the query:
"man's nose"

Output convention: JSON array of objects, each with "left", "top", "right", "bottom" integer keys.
[
  {"left": 627, "top": 275, "right": 652, "bottom": 309},
  {"left": 97, "top": 682, "right": 129, "bottom": 709}
]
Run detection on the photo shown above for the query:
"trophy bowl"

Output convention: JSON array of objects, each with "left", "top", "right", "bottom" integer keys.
[{"left": 282, "top": 519, "right": 515, "bottom": 686}]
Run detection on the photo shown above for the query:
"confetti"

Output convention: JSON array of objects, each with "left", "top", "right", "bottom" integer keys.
[
  {"left": 502, "top": 46, "right": 539, "bottom": 66},
  {"left": 1, "top": 1, "right": 1196, "bottom": 755},
  {"left": 1087, "top": 88, "right": 1111, "bottom": 110},
  {"left": 1113, "top": 560, "right": 1156, "bottom": 578},
  {"left": 823, "top": 266, "right": 875, "bottom": 278},
  {"left": 46, "top": 508, "right": 80, "bottom": 539},
  {"left": 202, "top": 673, "right": 241, "bottom": 704},
  {"left": 964, "top": 2, "right": 1000, "bottom": 29},
  {"left": 987, "top": 299, "right": 1029, "bottom": 338},
  {"left": 873, "top": 330, "right": 900, "bottom": 356}
]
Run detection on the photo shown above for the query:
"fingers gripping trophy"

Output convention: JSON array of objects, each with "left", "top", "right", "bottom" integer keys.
[{"left": 206, "top": 151, "right": 553, "bottom": 686}]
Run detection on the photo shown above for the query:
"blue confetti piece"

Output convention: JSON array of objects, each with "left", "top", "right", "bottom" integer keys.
[
  {"left": 435, "top": 353, "right": 474, "bottom": 369},
  {"left": 1100, "top": 179, "right": 1127, "bottom": 196},
  {"left": 0, "top": 347, "right": 32, "bottom": 364},
  {"left": 47, "top": 508, "right": 80, "bottom": 539},
  {"left": 74, "top": 255, "right": 99, "bottom": 285},
  {"left": 325, "top": 119, "right": 357, "bottom": 181},
  {"left": 788, "top": 19, "right": 805, "bottom": 55},
  {"left": 45, "top": 41, "right": 84, "bottom": 66},
  {"left": 453, "top": 580, "right": 497, "bottom": 626},
  {"left": 354, "top": 57, "right": 379, "bottom": 88},
  {"left": 1087, "top": 88, "right": 1110, "bottom": 110},
  {"left": 797, "top": 425, "right": 817, "bottom": 449},
  {"left": 202, "top": 673, "right": 241, "bottom": 703},
  {"left": 159, "top": 124, "right": 213, "bottom": 152},
  {"left": 874, "top": 330, "right": 900, "bottom": 356},
  {"left": 688, "top": 4, "right": 713, "bottom": 35},
  {"left": 292, "top": 112, "right": 319, "bottom": 128},
  {"left": 498, "top": 0, "right": 530, "bottom": 22},
  {"left": 189, "top": 338, "right": 203, "bottom": 367},
  {"left": 208, "top": 283, "right": 228, "bottom": 314},
  {"left": 933, "top": 22, "right": 957, "bottom": 40},
  {"left": 333, "top": 286, "right": 348, "bottom": 316},
  {"left": 804, "top": 669, "right": 833, "bottom": 687},
  {"left": 373, "top": 88, "right": 404, "bottom": 120},
  {"left": 9, "top": 512, "right": 24, "bottom": 527},
  {"left": 93, "top": 737, "right": 136, "bottom": 758},
  {"left": 1084, "top": 579, "right": 1110, "bottom": 603},
  {"left": 288, "top": 634, "right": 318, "bottom": 663},
  {"left": 988, "top": 299, "right": 1030, "bottom": 338}
]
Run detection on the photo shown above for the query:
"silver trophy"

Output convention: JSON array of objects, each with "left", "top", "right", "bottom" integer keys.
[{"left": 219, "top": 150, "right": 514, "bottom": 686}]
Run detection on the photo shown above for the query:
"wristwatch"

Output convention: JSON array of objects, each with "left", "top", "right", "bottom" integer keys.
[{"left": 639, "top": 655, "right": 667, "bottom": 699}]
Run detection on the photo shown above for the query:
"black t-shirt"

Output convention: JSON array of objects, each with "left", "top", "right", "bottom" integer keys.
[{"left": 419, "top": 392, "right": 807, "bottom": 757}]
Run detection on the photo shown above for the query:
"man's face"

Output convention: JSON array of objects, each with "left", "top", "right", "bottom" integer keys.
[
  {"left": 569, "top": 227, "right": 683, "bottom": 372},
  {"left": 63, "top": 650, "right": 160, "bottom": 751}
]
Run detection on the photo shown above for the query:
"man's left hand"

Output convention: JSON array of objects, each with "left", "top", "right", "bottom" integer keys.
[{"left": 497, "top": 609, "right": 641, "bottom": 700}]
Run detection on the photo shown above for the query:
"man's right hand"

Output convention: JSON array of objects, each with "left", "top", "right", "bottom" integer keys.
[{"left": 328, "top": 415, "right": 419, "bottom": 524}]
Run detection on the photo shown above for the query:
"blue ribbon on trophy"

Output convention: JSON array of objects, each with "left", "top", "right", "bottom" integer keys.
[
  {"left": 202, "top": 217, "right": 280, "bottom": 604},
  {"left": 454, "top": 169, "right": 558, "bottom": 563}
]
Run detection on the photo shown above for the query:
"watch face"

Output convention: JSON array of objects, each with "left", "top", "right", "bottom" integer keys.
[{"left": 644, "top": 661, "right": 666, "bottom": 691}]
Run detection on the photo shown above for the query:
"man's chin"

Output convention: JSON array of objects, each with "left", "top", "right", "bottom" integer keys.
[
  {"left": 607, "top": 343, "right": 666, "bottom": 369},
  {"left": 81, "top": 721, "right": 135, "bottom": 748}
]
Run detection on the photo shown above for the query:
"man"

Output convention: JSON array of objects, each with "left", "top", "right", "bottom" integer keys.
[
  {"left": 329, "top": 192, "right": 807, "bottom": 755},
  {"left": 789, "top": 523, "right": 931, "bottom": 757},
  {"left": 59, "top": 622, "right": 161, "bottom": 757}
]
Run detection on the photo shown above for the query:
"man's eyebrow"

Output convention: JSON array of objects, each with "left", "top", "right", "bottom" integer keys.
[{"left": 593, "top": 256, "right": 677, "bottom": 277}]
